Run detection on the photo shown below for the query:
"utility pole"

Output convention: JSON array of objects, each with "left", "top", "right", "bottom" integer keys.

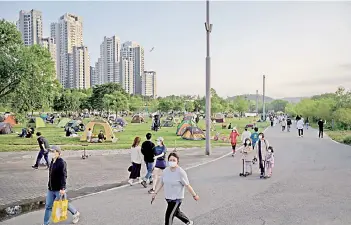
[
  {"left": 205, "top": 0, "right": 213, "bottom": 155},
  {"left": 262, "top": 75, "right": 266, "bottom": 121},
  {"left": 256, "top": 90, "right": 259, "bottom": 113}
]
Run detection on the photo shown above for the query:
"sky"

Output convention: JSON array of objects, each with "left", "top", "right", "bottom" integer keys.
[{"left": 1, "top": 1, "right": 351, "bottom": 98}]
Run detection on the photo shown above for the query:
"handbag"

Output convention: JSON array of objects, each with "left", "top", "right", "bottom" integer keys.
[
  {"left": 128, "top": 165, "right": 133, "bottom": 172},
  {"left": 51, "top": 195, "right": 68, "bottom": 223}
]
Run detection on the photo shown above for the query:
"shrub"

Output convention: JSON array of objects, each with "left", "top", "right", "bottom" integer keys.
[{"left": 343, "top": 136, "right": 351, "bottom": 145}]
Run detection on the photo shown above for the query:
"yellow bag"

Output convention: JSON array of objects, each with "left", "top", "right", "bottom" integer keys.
[{"left": 51, "top": 196, "right": 68, "bottom": 223}]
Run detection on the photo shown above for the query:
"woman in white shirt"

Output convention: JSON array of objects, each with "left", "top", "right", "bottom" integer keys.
[
  {"left": 152, "top": 152, "right": 199, "bottom": 225},
  {"left": 128, "top": 137, "right": 143, "bottom": 185}
]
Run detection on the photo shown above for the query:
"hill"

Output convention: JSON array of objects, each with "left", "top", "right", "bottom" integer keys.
[{"left": 227, "top": 94, "right": 304, "bottom": 103}]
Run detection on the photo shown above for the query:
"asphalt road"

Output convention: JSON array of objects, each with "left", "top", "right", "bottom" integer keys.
[{"left": 3, "top": 125, "right": 351, "bottom": 225}]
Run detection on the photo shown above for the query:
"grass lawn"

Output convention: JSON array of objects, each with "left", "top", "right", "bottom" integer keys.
[
  {"left": 0, "top": 117, "right": 268, "bottom": 152},
  {"left": 325, "top": 130, "right": 351, "bottom": 144}
]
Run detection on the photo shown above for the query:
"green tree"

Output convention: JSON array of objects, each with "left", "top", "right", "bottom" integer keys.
[
  {"left": 233, "top": 96, "right": 249, "bottom": 116},
  {"left": 90, "top": 83, "right": 127, "bottom": 110},
  {"left": 268, "top": 99, "right": 289, "bottom": 112},
  {"left": 0, "top": 19, "right": 25, "bottom": 99},
  {"left": 333, "top": 108, "right": 351, "bottom": 129},
  {"left": 103, "top": 91, "right": 129, "bottom": 116},
  {"left": 158, "top": 99, "right": 174, "bottom": 112},
  {"left": 53, "top": 89, "right": 81, "bottom": 114},
  {"left": 184, "top": 101, "right": 195, "bottom": 112},
  {"left": 129, "top": 95, "right": 143, "bottom": 112},
  {"left": 172, "top": 99, "right": 184, "bottom": 112}
]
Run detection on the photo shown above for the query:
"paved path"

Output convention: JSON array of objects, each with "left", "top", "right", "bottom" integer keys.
[
  {"left": 0, "top": 147, "right": 231, "bottom": 209},
  {"left": 3, "top": 126, "right": 351, "bottom": 225}
]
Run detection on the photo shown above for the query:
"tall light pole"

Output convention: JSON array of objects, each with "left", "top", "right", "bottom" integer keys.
[
  {"left": 256, "top": 90, "right": 259, "bottom": 113},
  {"left": 262, "top": 75, "right": 266, "bottom": 121},
  {"left": 205, "top": 0, "right": 213, "bottom": 155}
]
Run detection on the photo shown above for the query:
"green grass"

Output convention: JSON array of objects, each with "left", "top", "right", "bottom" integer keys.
[
  {"left": 0, "top": 117, "right": 268, "bottom": 152},
  {"left": 326, "top": 130, "right": 351, "bottom": 144}
]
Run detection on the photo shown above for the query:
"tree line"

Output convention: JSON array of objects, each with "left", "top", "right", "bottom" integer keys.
[
  {"left": 1, "top": 19, "right": 291, "bottom": 119},
  {"left": 285, "top": 87, "right": 351, "bottom": 130}
]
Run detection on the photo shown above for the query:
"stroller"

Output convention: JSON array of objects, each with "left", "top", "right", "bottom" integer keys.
[{"left": 239, "top": 148, "right": 253, "bottom": 177}]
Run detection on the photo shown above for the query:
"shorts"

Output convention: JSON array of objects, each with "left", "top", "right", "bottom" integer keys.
[{"left": 231, "top": 144, "right": 236, "bottom": 150}]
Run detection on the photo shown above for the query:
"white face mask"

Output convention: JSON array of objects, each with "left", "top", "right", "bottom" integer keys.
[
  {"left": 246, "top": 141, "right": 250, "bottom": 145},
  {"left": 259, "top": 135, "right": 263, "bottom": 139},
  {"left": 157, "top": 141, "right": 161, "bottom": 146},
  {"left": 169, "top": 161, "right": 177, "bottom": 168}
]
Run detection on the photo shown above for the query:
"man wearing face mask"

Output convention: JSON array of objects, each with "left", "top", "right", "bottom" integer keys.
[
  {"left": 42, "top": 147, "right": 80, "bottom": 225},
  {"left": 148, "top": 137, "right": 167, "bottom": 194},
  {"left": 254, "top": 133, "right": 270, "bottom": 178}
]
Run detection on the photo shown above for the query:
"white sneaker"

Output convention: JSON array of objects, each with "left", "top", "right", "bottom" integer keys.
[
  {"left": 128, "top": 179, "right": 133, "bottom": 186},
  {"left": 72, "top": 211, "right": 80, "bottom": 224},
  {"left": 187, "top": 221, "right": 194, "bottom": 225}
]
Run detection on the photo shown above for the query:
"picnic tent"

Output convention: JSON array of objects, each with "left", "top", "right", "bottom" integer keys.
[
  {"left": 182, "top": 126, "right": 205, "bottom": 140},
  {"left": 81, "top": 120, "right": 115, "bottom": 142},
  {"left": 213, "top": 113, "right": 225, "bottom": 123},
  {"left": 4, "top": 115, "right": 16, "bottom": 126},
  {"left": 116, "top": 117, "right": 127, "bottom": 127},
  {"left": 183, "top": 113, "right": 194, "bottom": 121},
  {"left": 40, "top": 114, "right": 48, "bottom": 120},
  {"left": 0, "top": 122, "right": 13, "bottom": 134},
  {"left": 162, "top": 120, "right": 174, "bottom": 127},
  {"left": 176, "top": 120, "right": 195, "bottom": 136},
  {"left": 28, "top": 117, "right": 46, "bottom": 128},
  {"left": 56, "top": 118, "right": 70, "bottom": 128},
  {"left": 226, "top": 113, "right": 234, "bottom": 118},
  {"left": 131, "top": 115, "right": 144, "bottom": 123}
]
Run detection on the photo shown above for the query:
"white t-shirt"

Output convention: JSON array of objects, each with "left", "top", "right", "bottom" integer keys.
[
  {"left": 87, "top": 131, "right": 92, "bottom": 137},
  {"left": 130, "top": 146, "right": 142, "bottom": 164},
  {"left": 162, "top": 167, "right": 189, "bottom": 200}
]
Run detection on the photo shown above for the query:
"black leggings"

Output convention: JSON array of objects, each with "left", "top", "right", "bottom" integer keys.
[
  {"left": 319, "top": 129, "right": 323, "bottom": 138},
  {"left": 165, "top": 200, "right": 190, "bottom": 225},
  {"left": 298, "top": 129, "right": 303, "bottom": 136}
]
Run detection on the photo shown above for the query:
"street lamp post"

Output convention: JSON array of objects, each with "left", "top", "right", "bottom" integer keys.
[{"left": 205, "top": 0, "right": 213, "bottom": 155}]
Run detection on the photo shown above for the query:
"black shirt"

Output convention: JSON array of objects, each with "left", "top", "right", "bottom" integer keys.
[
  {"left": 318, "top": 120, "right": 324, "bottom": 129},
  {"left": 141, "top": 140, "right": 156, "bottom": 163},
  {"left": 37, "top": 136, "right": 50, "bottom": 151},
  {"left": 48, "top": 158, "right": 67, "bottom": 191}
]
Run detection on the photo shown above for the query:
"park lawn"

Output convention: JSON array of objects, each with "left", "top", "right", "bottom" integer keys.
[
  {"left": 0, "top": 117, "right": 268, "bottom": 152},
  {"left": 325, "top": 130, "right": 351, "bottom": 144}
]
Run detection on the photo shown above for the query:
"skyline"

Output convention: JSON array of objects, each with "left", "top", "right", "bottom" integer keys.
[{"left": 1, "top": 1, "right": 351, "bottom": 98}]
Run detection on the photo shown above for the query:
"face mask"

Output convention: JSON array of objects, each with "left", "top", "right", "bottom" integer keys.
[
  {"left": 157, "top": 141, "right": 161, "bottom": 146},
  {"left": 169, "top": 161, "right": 177, "bottom": 168},
  {"left": 259, "top": 135, "right": 263, "bottom": 139},
  {"left": 246, "top": 141, "right": 250, "bottom": 145}
]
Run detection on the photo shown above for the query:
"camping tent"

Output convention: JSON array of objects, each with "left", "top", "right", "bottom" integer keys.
[
  {"left": 214, "top": 113, "right": 225, "bottom": 123},
  {"left": 80, "top": 120, "right": 115, "bottom": 142},
  {"left": 28, "top": 117, "right": 46, "bottom": 128},
  {"left": 183, "top": 113, "right": 194, "bottom": 121},
  {"left": 162, "top": 120, "right": 174, "bottom": 127},
  {"left": 56, "top": 118, "right": 70, "bottom": 128},
  {"left": 226, "top": 113, "right": 234, "bottom": 118},
  {"left": 176, "top": 120, "right": 194, "bottom": 136},
  {"left": 182, "top": 127, "right": 206, "bottom": 140},
  {"left": 0, "top": 122, "right": 13, "bottom": 134},
  {"left": 116, "top": 117, "right": 127, "bottom": 127},
  {"left": 4, "top": 115, "right": 16, "bottom": 126},
  {"left": 131, "top": 115, "right": 144, "bottom": 123}
]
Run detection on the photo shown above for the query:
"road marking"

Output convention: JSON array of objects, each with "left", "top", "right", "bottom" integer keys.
[{"left": 72, "top": 126, "right": 270, "bottom": 201}]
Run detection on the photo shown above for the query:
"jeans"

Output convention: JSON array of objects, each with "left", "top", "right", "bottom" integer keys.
[
  {"left": 34, "top": 150, "right": 49, "bottom": 167},
  {"left": 44, "top": 190, "right": 77, "bottom": 225},
  {"left": 143, "top": 162, "right": 154, "bottom": 182}
]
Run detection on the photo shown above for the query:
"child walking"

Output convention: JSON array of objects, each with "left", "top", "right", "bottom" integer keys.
[
  {"left": 265, "top": 146, "right": 275, "bottom": 178},
  {"left": 229, "top": 128, "right": 240, "bottom": 157}
]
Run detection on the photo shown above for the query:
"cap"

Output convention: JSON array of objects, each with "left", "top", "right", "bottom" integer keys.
[{"left": 157, "top": 137, "right": 164, "bottom": 142}]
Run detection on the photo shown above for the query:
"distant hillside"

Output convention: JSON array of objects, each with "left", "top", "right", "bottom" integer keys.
[{"left": 227, "top": 94, "right": 304, "bottom": 103}]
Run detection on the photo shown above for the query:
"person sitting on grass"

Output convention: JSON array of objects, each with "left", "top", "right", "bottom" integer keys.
[{"left": 98, "top": 130, "right": 106, "bottom": 143}]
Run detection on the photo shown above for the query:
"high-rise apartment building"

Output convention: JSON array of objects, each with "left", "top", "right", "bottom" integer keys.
[
  {"left": 70, "top": 46, "right": 90, "bottom": 89},
  {"left": 51, "top": 13, "right": 83, "bottom": 88},
  {"left": 100, "top": 36, "right": 121, "bottom": 84},
  {"left": 142, "top": 71, "right": 157, "bottom": 98},
  {"left": 121, "top": 41, "right": 144, "bottom": 94},
  {"left": 41, "top": 37, "right": 57, "bottom": 78},
  {"left": 17, "top": 10, "right": 43, "bottom": 46},
  {"left": 121, "top": 59, "right": 134, "bottom": 94}
]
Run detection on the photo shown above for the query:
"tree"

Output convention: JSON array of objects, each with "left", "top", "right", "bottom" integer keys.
[
  {"left": 90, "top": 83, "right": 127, "bottom": 110},
  {"left": 233, "top": 96, "right": 249, "bottom": 116},
  {"left": 158, "top": 99, "right": 174, "bottom": 112},
  {"left": 53, "top": 89, "right": 81, "bottom": 114},
  {"left": 103, "top": 91, "right": 129, "bottom": 116},
  {"left": 172, "top": 99, "right": 184, "bottom": 112},
  {"left": 184, "top": 101, "right": 195, "bottom": 112},
  {"left": 0, "top": 20, "right": 25, "bottom": 99},
  {"left": 268, "top": 99, "right": 288, "bottom": 112},
  {"left": 129, "top": 95, "right": 143, "bottom": 112},
  {"left": 10, "top": 45, "right": 58, "bottom": 114}
]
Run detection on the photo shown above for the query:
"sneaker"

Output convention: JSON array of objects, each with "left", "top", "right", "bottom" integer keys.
[
  {"left": 141, "top": 181, "right": 147, "bottom": 188},
  {"left": 32, "top": 165, "right": 38, "bottom": 169},
  {"left": 128, "top": 179, "right": 133, "bottom": 186},
  {"left": 187, "top": 221, "right": 194, "bottom": 225},
  {"left": 148, "top": 189, "right": 155, "bottom": 194},
  {"left": 72, "top": 211, "right": 80, "bottom": 224}
]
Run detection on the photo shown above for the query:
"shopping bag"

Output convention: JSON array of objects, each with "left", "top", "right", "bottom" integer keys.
[{"left": 51, "top": 195, "right": 68, "bottom": 223}]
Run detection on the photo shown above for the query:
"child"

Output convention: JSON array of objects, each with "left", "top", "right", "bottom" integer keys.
[
  {"left": 265, "top": 146, "right": 275, "bottom": 177},
  {"left": 229, "top": 128, "right": 240, "bottom": 157}
]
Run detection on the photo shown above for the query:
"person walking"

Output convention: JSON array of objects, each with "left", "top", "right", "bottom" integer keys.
[
  {"left": 152, "top": 152, "right": 199, "bottom": 225},
  {"left": 318, "top": 118, "right": 324, "bottom": 138},
  {"left": 32, "top": 132, "right": 50, "bottom": 169},
  {"left": 128, "top": 137, "right": 143, "bottom": 185},
  {"left": 254, "top": 133, "right": 270, "bottom": 178},
  {"left": 42, "top": 147, "right": 80, "bottom": 225},
  {"left": 280, "top": 118, "right": 286, "bottom": 132},
  {"left": 250, "top": 127, "right": 259, "bottom": 148},
  {"left": 305, "top": 117, "right": 310, "bottom": 130},
  {"left": 241, "top": 128, "right": 251, "bottom": 144},
  {"left": 141, "top": 133, "right": 156, "bottom": 188},
  {"left": 296, "top": 118, "right": 304, "bottom": 137},
  {"left": 286, "top": 117, "right": 292, "bottom": 132},
  {"left": 229, "top": 128, "right": 240, "bottom": 157},
  {"left": 148, "top": 137, "right": 167, "bottom": 194}
]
